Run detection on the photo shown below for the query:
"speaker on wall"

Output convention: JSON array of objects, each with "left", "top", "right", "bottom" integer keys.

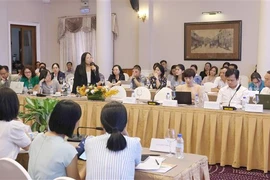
[{"left": 130, "top": 0, "right": 139, "bottom": 12}]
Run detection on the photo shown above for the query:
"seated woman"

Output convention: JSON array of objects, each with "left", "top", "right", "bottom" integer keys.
[
  {"left": 176, "top": 68, "right": 208, "bottom": 103},
  {"left": 171, "top": 64, "right": 185, "bottom": 90},
  {"left": 51, "top": 63, "right": 66, "bottom": 84},
  {"left": 107, "top": 65, "right": 125, "bottom": 87},
  {"left": 149, "top": 64, "right": 167, "bottom": 89},
  {"left": 28, "top": 100, "right": 84, "bottom": 180},
  {"left": 167, "top": 65, "right": 177, "bottom": 82},
  {"left": 211, "top": 67, "right": 228, "bottom": 92},
  {"left": 202, "top": 66, "right": 218, "bottom": 85},
  {"left": 85, "top": 101, "right": 142, "bottom": 179},
  {"left": 0, "top": 87, "right": 31, "bottom": 159},
  {"left": 20, "top": 66, "right": 39, "bottom": 89},
  {"left": 199, "top": 62, "right": 212, "bottom": 80},
  {"left": 39, "top": 69, "right": 61, "bottom": 94},
  {"left": 248, "top": 72, "right": 265, "bottom": 92}
]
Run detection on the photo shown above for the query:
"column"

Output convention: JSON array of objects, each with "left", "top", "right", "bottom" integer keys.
[
  {"left": 96, "top": 0, "right": 113, "bottom": 79},
  {"left": 257, "top": 0, "right": 270, "bottom": 75}
]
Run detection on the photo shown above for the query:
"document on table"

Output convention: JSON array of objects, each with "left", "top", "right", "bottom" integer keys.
[{"left": 136, "top": 156, "right": 165, "bottom": 170}]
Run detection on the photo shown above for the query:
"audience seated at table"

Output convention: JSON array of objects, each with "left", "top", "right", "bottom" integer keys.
[
  {"left": 149, "top": 64, "right": 167, "bottom": 89},
  {"left": 260, "top": 71, "right": 270, "bottom": 94},
  {"left": 170, "top": 64, "right": 185, "bottom": 90},
  {"left": 28, "top": 100, "right": 84, "bottom": 180},
  {"left": 148, "top": 62, "right": 160, "bottom": 79},
  {"left": 202, "top": 66, "right": 218, "bottom": 85},
  {"left": 211, "top": 67, "right": 228, "bottom": 92},
  {"left": 248, "top": 72, "right": 264, "bottom": 92},
  {"left": 216, "top": 69, "right": 248, "bottom": 108},
  {"left": 65, "top": 61, "right": 74, "bottom": 77},
  {"left": 72, "top": 52, "right": 100, "bottom": 93},
  {"left": 0, "top": 65, "right": 20, "bottom": 88},
  {"left": 167, "top": 65, "right": 177, "bottom": 82},
  {"left": 0, "top": 87, "right": 31, "bottom": 159},
  {"left": 38, "top": 69, "right": 61, "bottom": 94},
  {"left": 84, "top": 101, "right": 142, "bottom": 179},
  {"left": 51, "top": 63, "right": 66, "bottom": 85},
  {"left": 199, "top": 62, "right": 212, "bottom": 80},
  {"left": 20, "top": 66, "right": 40, "bottom": 90},
  {"left": 130, "top": 65, "right": 146, "bottom": 89},
  {"left": 176, "top": 68, "right": 207, "bottom": 102},
  {"left": 190, "top": 64, "right": 202, "bottom": 85},
  {"left": 107, "top": 65, "right": 125, "bottom": 88}
]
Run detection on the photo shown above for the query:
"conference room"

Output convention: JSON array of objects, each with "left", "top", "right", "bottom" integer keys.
[{"left": 1, "top": 0, "right": 270, "bottom": 180}]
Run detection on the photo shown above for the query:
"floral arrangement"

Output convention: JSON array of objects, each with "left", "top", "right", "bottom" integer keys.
[{"left": 77, "top": 85, "right": 118, "bottom": 100}]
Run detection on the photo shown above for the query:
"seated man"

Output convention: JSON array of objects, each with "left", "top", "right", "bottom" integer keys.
[
  {"left": 65, "top": 61, "right": 74, "bottom": 77},
  {"left": 260, "top": 71, "right": 270, "bottom": 94},
  {"left": 130, "top": 65, "right": 146, "bottom": 89},
  {"left": 0, "top": 65, "right": 20, "bottom": 88},
  {"left": 190, "top": 64, "right": 202, "bottom": 85},
  {"left": 216, "top": 69, "right": 248, "bottom": 108},
  {"left": 211, "top": 67, "right": 228, "bottom": 92}
]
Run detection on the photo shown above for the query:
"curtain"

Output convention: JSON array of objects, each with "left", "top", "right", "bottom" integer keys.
[{"left": 58, "top": 14, "right": 118, "bottom": 70}]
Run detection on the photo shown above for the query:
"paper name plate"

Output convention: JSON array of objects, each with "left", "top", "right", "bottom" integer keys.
[
  {"left": 244, "top": 104, "right": 263, "bottom": 113},
  {"left": 123, "top": 97, "right": 136, "bottom": 104},
  {"left": 162, "top": 100, "right": 178, "bottom": 107},
  {"left": 203, "top": 101, "right": 220, "bottom": 110},
  {"left": 150, "top": 138, "right": 176, "bottom": 153}
]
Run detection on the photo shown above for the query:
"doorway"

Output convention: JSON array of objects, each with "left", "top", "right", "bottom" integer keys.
[{"left": 10, "top": 25, "right": 37, "bottom": 74}]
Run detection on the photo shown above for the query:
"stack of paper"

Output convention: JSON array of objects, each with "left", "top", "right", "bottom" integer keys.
[{"left": 136, "top": 156, "right": 165, "bottom": 170}]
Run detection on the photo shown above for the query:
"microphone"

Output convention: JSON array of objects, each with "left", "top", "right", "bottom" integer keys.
[
  {"left": 223, "top": 84, "right": 241, "bottom": 110},
  {"left": 67, "top": 126, "right": 103, "bottom": 142}
]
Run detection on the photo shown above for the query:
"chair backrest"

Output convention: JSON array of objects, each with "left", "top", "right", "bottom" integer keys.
[
  {"left": 240, "top": 75, "right": 249, "bottom": 88},
  {"left": 54, "top": 177, "right": 75, "bottom": 180},
  {"left": 0, "top": 158, "right": 32, "bottom": 180},
  {"left": 123, "top": 73, "right": 129, "bottom": 81},
  {"left": 203, "top": 82, "right": 215, "bottom": 92},
  {"left": 110, "top": 86, "right": 127, "bottom": 99},
  {"left": 154, "top": 87, "right": 172, "bottom": 101},
  {"left": 134, "top": 87, "right": 151, "bottom": 100}
]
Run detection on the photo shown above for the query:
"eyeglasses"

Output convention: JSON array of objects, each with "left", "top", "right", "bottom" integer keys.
[{"left": 25, "top": 71, "right": 31, "bottom": 74}]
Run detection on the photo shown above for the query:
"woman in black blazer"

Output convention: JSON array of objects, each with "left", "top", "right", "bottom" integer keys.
[
  {"left": 72, "top": 52, "right": 100, "bottom": 94},
  {"left": 51, "top": 63, "right": 66, "bottom": 84}
]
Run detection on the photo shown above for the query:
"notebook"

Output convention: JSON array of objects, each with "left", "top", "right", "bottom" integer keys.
[
  {"left": 174, "top": 91, "right": 192, "bottom": 105},
  {"left": 258, "top": 94, "right": 270, "bottom": 110},
  {"left": 10, "top": 82, "right": 24, "bottom": 94}
]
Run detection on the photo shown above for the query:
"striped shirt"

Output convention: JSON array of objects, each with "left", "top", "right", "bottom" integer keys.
[{"left": 85, "top": 134, "right": 142, "bottom": 180}]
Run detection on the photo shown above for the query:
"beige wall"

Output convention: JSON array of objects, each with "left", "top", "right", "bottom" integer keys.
[{"left": 0, "top": 0, "right": 261, "bottom": 76}]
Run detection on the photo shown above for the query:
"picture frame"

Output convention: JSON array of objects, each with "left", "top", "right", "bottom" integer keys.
[{"left": 184, "top": 20, "right": 242, "bottom": 61}]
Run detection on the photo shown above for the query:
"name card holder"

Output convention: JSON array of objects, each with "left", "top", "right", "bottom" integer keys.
[
  {"left": 150, "top": 138, "right": 176, "bottom": 153},
  {"left": 244, "top": 104, "right": 263, "bottom": 113},
  {"left": 123, "top": 97, "right": 137, "bottom": 104},
  {"left": 162, "top": 100, "right": 178, "bottom": 107},
  {"left": 203, "top": 101, "right": 220, "bottom": 110}
]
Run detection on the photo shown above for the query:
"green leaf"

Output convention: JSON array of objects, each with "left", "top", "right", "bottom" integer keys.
[
  {"left": 31, "top": 122, "right": 39, "bottom": 132},
  {"left": 25, "top": 97, "right": 35, "bottom": 107},
  {"left": 39, "top": 125, "right": 46, "bottom": 132}
]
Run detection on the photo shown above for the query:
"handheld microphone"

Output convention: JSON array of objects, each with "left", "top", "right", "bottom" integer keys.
[
  {"left": 67, "top": 126, "right": 103, "bottom": 142},
  {"left": 223, "top": 84, "right": 241, "bottom": 110}
]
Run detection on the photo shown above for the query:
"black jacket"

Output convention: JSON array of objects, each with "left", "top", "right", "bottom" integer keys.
[
  {"left": 72, "top": 64, "right": 100, "bottom": 93},
  {"left": 51, "top": 71, "right": 65, "bottom": 84}
]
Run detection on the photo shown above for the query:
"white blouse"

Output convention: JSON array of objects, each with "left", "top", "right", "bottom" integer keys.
[{"left": 0, "top": 120, "right": 31, "bottom": 159}]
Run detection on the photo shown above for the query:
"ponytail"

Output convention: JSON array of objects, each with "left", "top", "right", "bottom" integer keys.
[{"left": 107, "top": 130, "right": 127, "bottom": 151}]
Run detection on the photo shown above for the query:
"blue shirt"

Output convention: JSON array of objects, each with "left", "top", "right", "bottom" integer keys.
[
  {"left": 248, "top": 81, "right": 265, "bottom": 92},
  {"left": 85, "top": 134, "right": 142, "bottom": 180},
  {"left": 193, "top": 75, "right": 202, "bottom": 85}
]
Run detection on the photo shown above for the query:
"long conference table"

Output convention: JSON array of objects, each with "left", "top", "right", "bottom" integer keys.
[{"left": 18, "top": 95, "right": 270, "bottom": 173}]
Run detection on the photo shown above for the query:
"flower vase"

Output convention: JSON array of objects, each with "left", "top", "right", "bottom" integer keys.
[{"left": 87, "top": 95, "right": 105, "bottom": 101}]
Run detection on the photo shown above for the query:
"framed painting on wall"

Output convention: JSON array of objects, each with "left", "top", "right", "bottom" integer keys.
[{"left": 184, "top": 20, "right": 242, "bottom": 61}]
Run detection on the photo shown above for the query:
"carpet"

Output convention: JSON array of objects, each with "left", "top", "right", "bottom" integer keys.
[{"left": 209, "top": 164, "right": 270, "bottom": 180}]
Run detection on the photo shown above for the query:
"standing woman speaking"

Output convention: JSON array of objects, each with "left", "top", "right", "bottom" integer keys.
[{"left": 72, "top": 52, "right": 100, "bottom": 94}]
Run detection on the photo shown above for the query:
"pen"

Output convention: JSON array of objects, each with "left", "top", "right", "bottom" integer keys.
[{"left": 155, "top": 159, "right": 159, "bottom": 165}]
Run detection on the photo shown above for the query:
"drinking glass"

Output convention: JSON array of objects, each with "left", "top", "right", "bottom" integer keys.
[
  {"left": 112, "top": 79, "right": 116, "bottom": 84},
  {"left": 59, "top": 77, "right": 63, "bottom": 84},
  {"left": 171, "top": 91, "right": 176, "bottom": 100},
  {"left": 136, "top": 89, "right": 142, "bottom": 100},
  {"left": 165, "top": 129, "right": 176, "bottom": 157},
  {"left": 252, "top": 94, "right": 259, "bottom": 104}
]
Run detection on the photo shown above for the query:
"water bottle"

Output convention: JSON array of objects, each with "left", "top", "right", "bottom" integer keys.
[
  {"left": 242, "top": 96, "right": 247, "bottom": 110},
  {"left": 50, "top": 86, "right": 54, "bottom": 95},
  {"left": 67, "top": 87, "right": 71, "bottom": 96},
  {"left": 130, "top": 81, "right": 134, "bottom": 90},
  {"left": 194, "top": 94, "right": 199, "bottom": 107},
  {"left": 166, "top": 92, "right": 171, "bottom": 100},
  {"left": 176, "top": 134, "right": 184, "bottom": 159}
]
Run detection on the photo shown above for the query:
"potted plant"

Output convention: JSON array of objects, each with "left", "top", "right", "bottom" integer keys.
[
  {"left": 77, "top": 85, "right": 118, "bottom": 101},
  {"left": 19, "top": 97, "right": 59, "bottom": 132}
]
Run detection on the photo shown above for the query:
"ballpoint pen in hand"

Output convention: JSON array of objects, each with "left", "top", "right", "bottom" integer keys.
[{"left": 155, "top": 159, "right": 159, "bottom": 165}]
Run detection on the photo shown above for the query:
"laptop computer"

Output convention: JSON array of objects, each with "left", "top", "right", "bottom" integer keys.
[
  {"left": 10, "top": 82, "right": 24, "bottom": 94},
  {"left": 258, "top": 94, "right": 270, "bottom": 109},
  {"left": 174, "top": 91, "right": 192, "bottom": 105}
]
